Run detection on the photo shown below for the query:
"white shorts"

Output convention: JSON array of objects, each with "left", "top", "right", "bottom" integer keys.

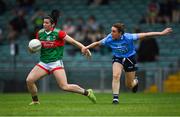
[{"left": 36, "top": 60, "right": 64, "bottom": 74}]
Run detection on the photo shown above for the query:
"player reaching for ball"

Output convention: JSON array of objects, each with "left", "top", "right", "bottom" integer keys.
[
  {"left": 26, "top": 10, "right": 96, "bottom": 105},
  {"left": 82, "top": 22, "right": 172, "bottom": 104}
]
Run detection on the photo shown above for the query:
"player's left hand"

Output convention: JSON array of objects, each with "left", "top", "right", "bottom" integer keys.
[
  {"left": 81, "top": 47, "right": 91, "bottom": 60},
  {"left": 161, "top": 28, "right": 173, "bottom": 35}
]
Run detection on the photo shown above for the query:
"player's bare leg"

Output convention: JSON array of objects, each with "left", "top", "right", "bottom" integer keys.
[
  {"left": 26, "top": 65, "right": 48, "bottom": 105},
  {"left": 112, "top": 62, "right": 123, "bottom": 104},
  {"left": 53, "top": 69, "right": 96, "bottom": 103},
  {"left": 125, "top": 71, "right": 138, "bottom": 93}
]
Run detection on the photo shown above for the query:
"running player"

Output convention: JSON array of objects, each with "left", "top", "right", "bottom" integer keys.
[
  {"left": 26, "top": 11, "right": 96, "bottom": 105},
  {"left": 82, "top": 22, "right": 172, "bottom": 104}
]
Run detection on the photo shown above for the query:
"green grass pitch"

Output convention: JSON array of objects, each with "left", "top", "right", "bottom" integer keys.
[{"left": 0, "top": 93, "right": 180, "bottom": 116}]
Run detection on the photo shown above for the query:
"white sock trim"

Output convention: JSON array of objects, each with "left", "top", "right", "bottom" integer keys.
[
  {"left": 113, "top": 99, "right": 119, "bottom": 101},
  {"left": 133, "top": 79, "right": 138, "bottom": 87}
]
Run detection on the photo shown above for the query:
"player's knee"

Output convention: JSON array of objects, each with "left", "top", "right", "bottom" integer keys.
[
  {"left": 60, "top": 84, "right": 69, "bottom": 91},
  {"left": 26, "top": 77, "right": 34, "bottom": 84},
  {"left": 126, "top": 82, "right": 133, "bottom": 89},
  {"left": 113, "top": 74, "right": 120, "bottom": 81}
]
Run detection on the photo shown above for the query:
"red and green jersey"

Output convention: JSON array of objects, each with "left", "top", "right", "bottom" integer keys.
[{"left": 36, "top": 28, "right": 66, "bottom": 63}]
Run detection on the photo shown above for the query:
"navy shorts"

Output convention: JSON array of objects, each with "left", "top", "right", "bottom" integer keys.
[{"left": 112, "top": 55, "right": 138, "bottom": 72}]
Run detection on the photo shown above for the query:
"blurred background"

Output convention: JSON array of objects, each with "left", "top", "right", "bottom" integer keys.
[{"left": 0, "top": 0, "right": 179, "bottom": 93}]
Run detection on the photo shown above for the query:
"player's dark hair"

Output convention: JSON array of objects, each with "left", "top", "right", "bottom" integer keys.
[
  {"left": 44, "top": 15, "right": 54, "bottom": 24},
  {"left": 44, "top": 9, "right": 60, "bottom": 26},
  {"left": 112, "top": 23, "right": 125, "bottom": 34},
  {"left": 51, "top": 9, "right": 60, "bottom": 25}
]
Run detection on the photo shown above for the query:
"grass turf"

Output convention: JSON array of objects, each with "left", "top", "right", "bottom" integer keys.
[{"left": 0, "top": 93, "right": 180, "bottom": 116}]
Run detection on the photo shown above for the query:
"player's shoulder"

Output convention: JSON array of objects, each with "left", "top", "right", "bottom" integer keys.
[
  {"left": 123, "top": 33, "right": 134, "bottom": 39},
  {"left": 38, "top": 29, "right": 45, "bottom": 33},
  {"left": 123, "top": 33, "right": 132, "bottom": 36},
  {"left": 107, "top": 33, "right": 112, "bottom": 37},
  {"left": 100, "top": 33, "right": 112, "bottom": 44},
  {"left": 106, "top": 33, "right": 113, "bottom": 40},
  {"left": 54, "top": 28, "right": 61, "bottom": 33}
]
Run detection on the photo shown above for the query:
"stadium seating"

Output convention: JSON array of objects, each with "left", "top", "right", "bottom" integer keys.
[{"left": 0, "top": 0, "right": 179, "bottom": 92}]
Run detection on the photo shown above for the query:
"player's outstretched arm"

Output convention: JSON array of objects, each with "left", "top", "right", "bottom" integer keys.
[
  {"left": 82, "top": 41, "right": 101, "bottom": 54},
  {"left": 87, "top": 41, "right": 101, "bottom": 49},
  {"left": 138, "top": 28, "right": 173, "bottom": 40},
  {"left": 64, "top": 35, "right": 91, "bottom": 58}
]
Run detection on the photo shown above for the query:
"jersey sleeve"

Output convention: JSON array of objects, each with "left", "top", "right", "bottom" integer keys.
[
  {"left": 125, "top": 33, "right": 139, "bottom": 40},
  {"left": 100, "top": 38, "right": 107, "bottom": 45},
  {"left": 58, "top": 31, "right": 67, "bottom": 39},
  {"left": 100, "top": 34, "right": 111, "bottom": 46}
]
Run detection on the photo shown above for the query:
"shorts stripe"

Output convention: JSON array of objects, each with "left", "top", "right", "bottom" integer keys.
[
  {"left": 36, "top": 64, "right": 50, "bottom": 74},
  {"left": 51, "top": 67, "right": 64, "bottom": 73}
]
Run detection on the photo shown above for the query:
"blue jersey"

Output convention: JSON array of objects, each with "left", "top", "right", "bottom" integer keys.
[{"left": 100, "top": 33, "right": 139, "bottom": 58}]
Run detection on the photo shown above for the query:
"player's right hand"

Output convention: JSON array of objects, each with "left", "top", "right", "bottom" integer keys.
[
  {"left": 85, "top": 49, "right": 92, "bottom": 60},
  {"left": 81, "top": 47, "right": 87, "bottom": 54}
]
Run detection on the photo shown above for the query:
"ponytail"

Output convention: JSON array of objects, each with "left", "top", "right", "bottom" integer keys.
[
  {"left": 44, "top": 9, "right": 60, "bottom": 27},
  {"left": 51, "top": 9, "right": 60, "bottom": 26}
]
